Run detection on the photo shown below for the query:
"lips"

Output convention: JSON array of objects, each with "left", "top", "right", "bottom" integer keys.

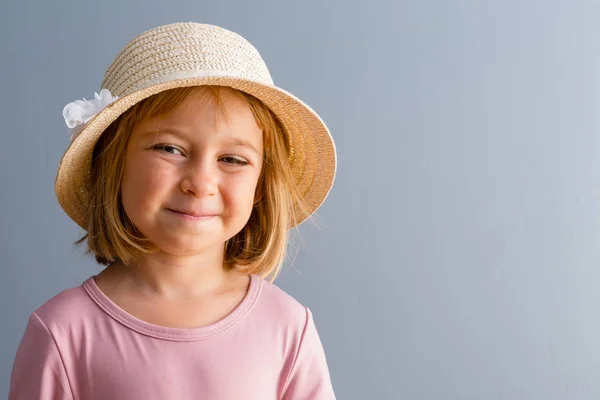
[{"left": 167, "top": 208, "right": 218, "bottom": 218}]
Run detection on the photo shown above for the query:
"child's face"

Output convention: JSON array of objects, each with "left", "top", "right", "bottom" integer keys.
[{"left": 120, "top": 90, "right": 264, "bottom": 257}]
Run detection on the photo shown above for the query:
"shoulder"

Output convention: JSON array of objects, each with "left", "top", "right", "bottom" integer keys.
[
  {"left": 252, "top": 276, "right": 310, "bottom": 330},
  {"left": 31, "top": 279, "right": 97, "bottom": 331}
]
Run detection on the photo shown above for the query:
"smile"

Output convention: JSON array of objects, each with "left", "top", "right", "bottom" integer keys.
[{"left": 167, "top": 209, "right": 219, "bottom": 221}]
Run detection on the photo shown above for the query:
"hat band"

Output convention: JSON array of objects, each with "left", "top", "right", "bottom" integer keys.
[{"left": 122, "top": 69, "right": 272, "bottom": 97}]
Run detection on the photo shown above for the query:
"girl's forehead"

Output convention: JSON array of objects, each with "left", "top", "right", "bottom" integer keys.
[
  {"left": 134, "top": 91, "right": 263, "bottom": 145},
  {"left": 158, "top": 90, "right": 253, "bottom": 125}
]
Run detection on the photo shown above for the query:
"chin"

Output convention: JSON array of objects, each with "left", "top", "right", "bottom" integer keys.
[{"left": 151, "top": 235, "right": 221, "bottom": 255}]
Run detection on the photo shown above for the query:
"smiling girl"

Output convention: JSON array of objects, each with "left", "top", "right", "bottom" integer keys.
[{"left": 9, "top": 22, "right": 337, "bottom": 400}]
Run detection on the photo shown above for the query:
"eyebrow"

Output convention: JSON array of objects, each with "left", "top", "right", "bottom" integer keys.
[
  {"left": 140, "top": 130, "right": 261, "bottom": 155},
  {"left": 223, "top": 138, "right": 261, "bottom": 155}
]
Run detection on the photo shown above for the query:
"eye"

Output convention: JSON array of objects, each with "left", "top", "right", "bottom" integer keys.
[
  {"left": 220, "top": 156, "right": 249, "bottom": 166},
  {"left": 152, "top": 144, "right": 183, "bottom": 156}
]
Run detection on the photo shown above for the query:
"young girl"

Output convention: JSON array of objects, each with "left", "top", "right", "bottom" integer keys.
[{"left": 9, "top": 22, "right": 337, "bottom": 399}]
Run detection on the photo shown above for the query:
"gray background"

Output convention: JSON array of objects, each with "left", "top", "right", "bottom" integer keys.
[{"left": 3, "top": 0, "right": 600, "bottom": 398}]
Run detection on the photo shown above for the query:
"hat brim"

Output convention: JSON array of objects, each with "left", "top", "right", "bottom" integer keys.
[{"left": 55, "top": 77, "right": 337, "bottom": 230}]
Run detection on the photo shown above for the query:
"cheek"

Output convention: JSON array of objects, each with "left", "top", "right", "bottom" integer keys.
[
  {"left": 223, "top": 172, "right": 261, "bottom": 210},
  {"left": 122, "top": 156, "right": 175, "bottom": 210}
]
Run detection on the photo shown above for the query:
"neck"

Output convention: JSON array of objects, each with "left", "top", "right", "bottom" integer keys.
[{"left": 114, "top": 246, "right": 233, "bottom": 300}]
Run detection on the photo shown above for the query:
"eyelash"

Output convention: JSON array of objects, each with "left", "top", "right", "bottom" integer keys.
[
  {"left": 152, "top": 144, "right": 182, "bottom": 156},
  {"left": 220, "top": 156, "right": 249, "bottom": 166},
  {"left": 151, "top": 145, "right": 249, "bottom": 166}
]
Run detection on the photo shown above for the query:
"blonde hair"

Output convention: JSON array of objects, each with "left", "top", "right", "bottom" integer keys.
[{"left": 77, "top": 86, "right": 309, "bottom": 282}]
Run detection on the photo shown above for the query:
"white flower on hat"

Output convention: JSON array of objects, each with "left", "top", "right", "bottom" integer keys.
[{"left": 63, "top": 89, "right": 118, "bottom": 141}]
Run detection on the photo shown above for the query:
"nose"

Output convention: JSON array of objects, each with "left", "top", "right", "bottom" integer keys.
[{"left": 180, "top": 158, "right": 218, "bottom": 198}]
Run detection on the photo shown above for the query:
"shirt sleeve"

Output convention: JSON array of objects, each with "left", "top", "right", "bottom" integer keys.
[
  {"left": 9, "top": 312, "right": 74, "bottom": 400},
  {"left": 281, "top": 307, "right": 336, "bottom": 400}
]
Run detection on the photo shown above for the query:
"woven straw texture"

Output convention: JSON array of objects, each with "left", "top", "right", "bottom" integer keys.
[{"left": 55, "top": 22, "right": 336, "bottom": 229}]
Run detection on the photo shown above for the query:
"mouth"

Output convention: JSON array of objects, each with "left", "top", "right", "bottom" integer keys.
[{"left": 167, "top": 209, "right": 219, "bottom": 220}]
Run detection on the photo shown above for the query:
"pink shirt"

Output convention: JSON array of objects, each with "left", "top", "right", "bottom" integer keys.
[{"left": 9, "top": 274, "right": 336, "bottom": 399}]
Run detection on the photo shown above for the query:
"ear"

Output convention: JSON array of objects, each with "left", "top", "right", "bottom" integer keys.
[
  {"left": 253, "top": 184, "right": 264, "bottom": 205},
  {"left": 253, "top": 192, "right": 263, "bottom": 205}
]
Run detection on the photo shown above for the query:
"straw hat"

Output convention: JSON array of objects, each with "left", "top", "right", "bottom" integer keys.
[{"left": 55, "top": 22, "right": 336, "bottom": 229}]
